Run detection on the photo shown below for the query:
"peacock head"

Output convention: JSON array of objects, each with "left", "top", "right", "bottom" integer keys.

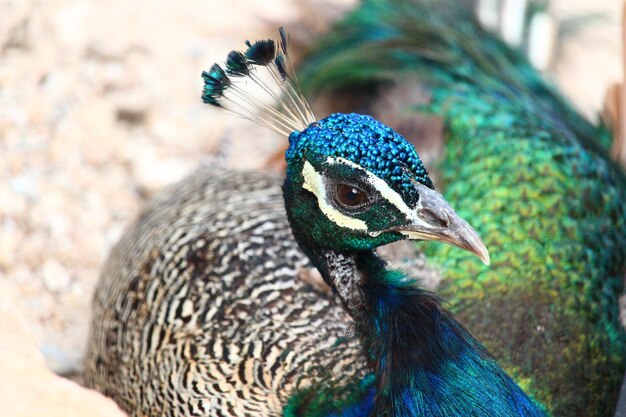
[
  {"left": 201, "top": 29, "right": 489, "bottom": 264},
  {"left": 283, "top": 112, "right": 488, "bottom": 264}
]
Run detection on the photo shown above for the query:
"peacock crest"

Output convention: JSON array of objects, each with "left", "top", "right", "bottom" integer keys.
[{"left": 201, "top": 27, "right": 315, "bottom": 136}]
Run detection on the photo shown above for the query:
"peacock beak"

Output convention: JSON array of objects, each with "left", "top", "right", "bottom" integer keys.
[{"left": 396, "top": 182, "right": 490, "bottom": 266}]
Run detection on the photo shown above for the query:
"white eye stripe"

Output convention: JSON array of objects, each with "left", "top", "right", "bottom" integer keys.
[
  {"left": 302, "top": 160, "right": 368, "bottom": 231},
  {"left": 331, "top": 157, "right": 427, "bottom": 227},
  {"left": 302, "top": 157, "right": 432, "bottom": 233}
]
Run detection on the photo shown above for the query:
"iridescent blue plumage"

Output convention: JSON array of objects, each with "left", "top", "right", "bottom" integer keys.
[
  {"left": 285, "top": 257, "right": 547, "bottom": 416},
  {"left": 245, "top": 39, "right": 277, "bottom": 66},
  {"left": 328, "top": 388, "right": 375, "bottom": 417},
  {"left": 274, "top": 53, "right": 289, "bottom": 80},
  {"left": 225, "top": 50, "right": 251, "bottom": 77},
  {"left": 355, "top": 258, "right": 546, "bottom": 417},
  {"left": 287, "top": 113, "right": 433, "bottom": 205},
  {"left": 201, "top": 63, "right": 230, "bottom": 107}
]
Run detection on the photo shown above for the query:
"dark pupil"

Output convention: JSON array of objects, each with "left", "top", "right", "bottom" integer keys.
[{"left": 336, "top": 184, "right": 367, "bottom": 207}]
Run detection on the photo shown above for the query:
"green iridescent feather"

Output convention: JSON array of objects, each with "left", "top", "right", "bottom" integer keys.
[{"left": 300, "top": 0, "right": 626, "bottom": 415}]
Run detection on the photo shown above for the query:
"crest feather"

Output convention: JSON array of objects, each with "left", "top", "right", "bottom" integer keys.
[{"left": 201, "top": 27, "right": 315, "bottom": 135}]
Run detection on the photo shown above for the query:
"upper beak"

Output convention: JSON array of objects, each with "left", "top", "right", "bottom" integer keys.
[{"left": 397, "top": 182, "right": 490, "bottom": 266}]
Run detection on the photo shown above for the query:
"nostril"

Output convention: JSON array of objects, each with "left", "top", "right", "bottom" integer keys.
[{"left": 420, "top": 208, "right": 449, "bottom": 228}]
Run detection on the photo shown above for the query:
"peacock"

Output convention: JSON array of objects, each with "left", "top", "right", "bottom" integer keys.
[
  {"left": 85, "top": 26, "right": 549, "bottom": 416},
  {"left": 299, "top": 0, "right": 626, "bottom": 415},
  {"left": 83, "top": 1, "right": 626, "bottom": 417}
]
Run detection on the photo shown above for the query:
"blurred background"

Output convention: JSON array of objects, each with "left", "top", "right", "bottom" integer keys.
[{"left": 0, "top": 0, "right": 622, "bottom": 414}]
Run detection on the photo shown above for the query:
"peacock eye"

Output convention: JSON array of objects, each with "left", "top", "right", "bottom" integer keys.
[{"left": 335, "top": 183, "right": 369, "bottom": 208}]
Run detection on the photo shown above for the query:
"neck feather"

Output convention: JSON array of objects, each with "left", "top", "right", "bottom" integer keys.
[{"left": 311, "top": 249, "right": 545, "bottom": 416}]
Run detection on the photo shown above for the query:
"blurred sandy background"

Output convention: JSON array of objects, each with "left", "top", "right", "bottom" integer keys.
[{"left": 0, "top": 0, "right": 622, "bottom": 413}]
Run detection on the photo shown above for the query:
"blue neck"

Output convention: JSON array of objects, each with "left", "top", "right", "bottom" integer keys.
[
  {"left": 284, "top": 233, "right": 547, "bottom": 416},
  {"left": 353, "top": 252, "right": 547, "bottom": 417}
]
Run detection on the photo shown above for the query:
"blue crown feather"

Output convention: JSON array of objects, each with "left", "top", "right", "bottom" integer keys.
[
  {"left": 245, "top": 39, "right": 276, "bottom": 66},
  {"left": 201, "top": 63, "right": 231, "bottom": 107},
  {"left": 274, "top": 53, "right": 288, "bottom": 81},
  {"left": 225, "top": 51, "right": 251, "bottom": 77},
  {"left": 287, "top": 113, "right": 433, "bottom": 204}
]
